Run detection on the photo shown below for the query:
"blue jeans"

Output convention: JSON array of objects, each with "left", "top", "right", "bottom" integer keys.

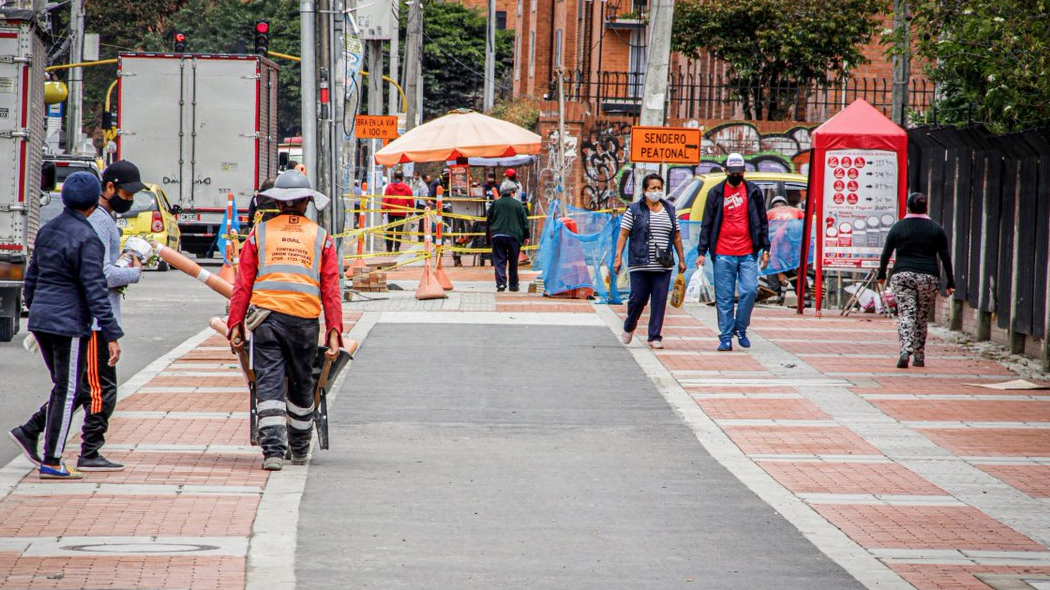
[
  {"left": 713, "top": 254, "right": 759, "bottom": 341},
  {"left": 623, "top": 270, "right": 672, "bottom": 342}
]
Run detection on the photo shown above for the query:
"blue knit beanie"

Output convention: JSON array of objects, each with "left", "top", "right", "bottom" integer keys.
[{"left": 61, "top": 171, "right": 101, "bottom": 211}]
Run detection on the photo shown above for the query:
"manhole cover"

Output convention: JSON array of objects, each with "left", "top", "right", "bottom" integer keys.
[{"left": 62, "top": 542, "right": 218, "bottom": 554}]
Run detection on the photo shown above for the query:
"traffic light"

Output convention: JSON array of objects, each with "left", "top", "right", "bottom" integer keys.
[
  {"left": 173, "top": 31, "right": 187, "bottom": 52},
  {"left": 253, "top": 20, "right": 269, "bottom": 56}
]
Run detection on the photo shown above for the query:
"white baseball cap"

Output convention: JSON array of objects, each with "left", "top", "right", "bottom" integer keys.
[{"left": 725, "top": 153, "right": 746, "bottom": 173}]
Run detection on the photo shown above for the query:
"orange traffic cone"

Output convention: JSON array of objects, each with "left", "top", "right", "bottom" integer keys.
[
  {"left": 416, "top": 209, "right": 447, "bottom": 300},
  {"left": 433, "top": 187, "right": 454, "bottom": 291}
]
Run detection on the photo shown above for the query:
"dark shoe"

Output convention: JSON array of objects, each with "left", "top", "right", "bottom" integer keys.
[
  {"left": 913, "top": 354, "right": 925, "bottom": 368},
  {"left": 77, "top": 455, "right": 125, "bottom": 472},
  {"left": 735, "top": 330, "right": 751, "bottom": 348},
  {"left": 897, "top": 352, "right": 910, "bottom": 369},
  {"left": 290, "top": 450, "right": 309, "bottom": 466},
  {"left": 717, "top": 338, "right": 733, "bottom": 352},
  {"left": 9, "top": 427, "right": 41, "bottom": 466},
  {"left": 497, "top": 285, "right": 506, "bottom": 292},
  {"left": 262, "top": 457, "right": 283, "bottom": 471},
  {"left": 509, "top": 286, "right": 520, "bottom": 292}
]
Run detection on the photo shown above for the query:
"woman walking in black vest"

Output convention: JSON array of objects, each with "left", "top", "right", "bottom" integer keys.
[
  {"left": 613, "top": 174, "right": 686, "bottom": 349},
  {"left": 877, "top": 192, "right": 955, "bottom": 368}
]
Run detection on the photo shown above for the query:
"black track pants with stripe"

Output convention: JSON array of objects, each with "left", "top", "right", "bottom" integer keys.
[
  {"left": 20, "top": 332, "right": 91, "bottom": 465},
  {"left": 22, "top": 332, "right": 117, "bottom": 460}
]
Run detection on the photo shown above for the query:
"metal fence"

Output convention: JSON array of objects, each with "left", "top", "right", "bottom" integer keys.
[
  {"left": 559, "top": 69, "right": 937, "bottom": 123},
  {"left": 908, "top": 125, "right": 1050, "bottom": 346}
]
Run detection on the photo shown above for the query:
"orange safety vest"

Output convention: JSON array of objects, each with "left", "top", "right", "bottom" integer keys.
[{"left": 250, "top": 214, "right": 327, "bottom": 319}]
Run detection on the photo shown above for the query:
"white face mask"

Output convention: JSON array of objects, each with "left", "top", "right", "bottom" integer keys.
[{"left": 645, "top": 190, "right": 664, "bottom": 203}]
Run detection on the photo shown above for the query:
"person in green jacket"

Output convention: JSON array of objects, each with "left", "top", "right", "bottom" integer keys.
[{"left": 487, "top": 180, "right": 530, "bottom": 292}]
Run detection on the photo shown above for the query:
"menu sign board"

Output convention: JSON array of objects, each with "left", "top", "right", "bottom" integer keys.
[{"left": 820, "top": 149, "right": 899, "bottom": 269}]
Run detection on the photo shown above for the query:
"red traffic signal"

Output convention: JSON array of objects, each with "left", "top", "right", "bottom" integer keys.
[
  {"left": 253, "top": 20, "right": 270, "bottom": 56},
  {"left": 173, "top": 31, "right": 187, "bottom": 52},
  {"left": 255, "top": 21, "right": 269, "bottom": 34}
]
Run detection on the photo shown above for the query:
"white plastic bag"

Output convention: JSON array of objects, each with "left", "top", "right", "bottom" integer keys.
[{"left": 684, "top": 271, "right": 703, "bottom": 304}]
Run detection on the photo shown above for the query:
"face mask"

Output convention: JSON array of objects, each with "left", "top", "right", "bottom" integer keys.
[
  {"left": 108, "top": 194, "right": 134, "bottom": 214},
  {"left": 727, "top": 174, "right": 744, "bottom": 186},
  {"left": 645, "top": 190, "right": 664, "bottom": 203}
]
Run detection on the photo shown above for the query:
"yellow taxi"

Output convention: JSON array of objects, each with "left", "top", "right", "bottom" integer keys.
[
  {"left": 674, "top": 172, "right": 809, "bottom": 221},
  {"left": 116, "top": 184, "right": 182, "bottom": 271}
]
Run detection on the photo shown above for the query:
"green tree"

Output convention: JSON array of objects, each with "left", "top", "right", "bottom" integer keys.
[
  {"left": 891, "top": 0, "right": 1050, "bottom": 132},
  {"left": 671, "top": 0, "right": 885, "bottom": 120},
  {"left": 405, "top": 1, "right": 513, "bottom": 121}
]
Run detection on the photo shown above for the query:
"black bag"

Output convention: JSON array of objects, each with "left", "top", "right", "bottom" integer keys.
[{"left": 650, "top": 204, "right": 677, "bottom": 268}]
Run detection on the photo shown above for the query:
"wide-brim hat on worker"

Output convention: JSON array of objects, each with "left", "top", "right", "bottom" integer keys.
[{"left": 260, "top": 170, "right": 330, "bottom": 210}]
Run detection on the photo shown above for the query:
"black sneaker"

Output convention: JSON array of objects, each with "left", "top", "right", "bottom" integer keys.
[
  {"left": 9, "top": 427, "right": 41, "bottom": 466},
  {"left": 896, "top": 352, "right": 910, "bottom": 369},
  {"left": 77, "top": 455, "right": 125, "bottom": 472},
  {"left": 496, "top": 285, "right": 506, "bottom": 292},
  {"left": 509, "top": 286, "right": 520, "bottom": 292}
]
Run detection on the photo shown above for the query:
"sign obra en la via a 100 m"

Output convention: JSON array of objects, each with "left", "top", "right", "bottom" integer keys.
[
  {"left": 355, "top": 115, "right": 399, "bottom": 140},
  {"left": 629, "top": 126, "right": 701, "bottom": 165}
]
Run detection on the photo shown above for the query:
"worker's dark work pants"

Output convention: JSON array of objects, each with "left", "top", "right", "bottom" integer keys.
[
  {"left": 23, "top": 331, "right": 117, "bottom": 459},
  {"left": 251, "top": 312, "right": 320, "bottom": 459}
]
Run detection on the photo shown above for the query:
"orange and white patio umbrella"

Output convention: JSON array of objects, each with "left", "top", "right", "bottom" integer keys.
[{"left": 374, "top": 109, "right": 542, "bottom": 166}]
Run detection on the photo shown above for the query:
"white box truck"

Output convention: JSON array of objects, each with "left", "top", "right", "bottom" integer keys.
[
  {"left": 0, "top": 9, "right": 45, "bottom": 342},
  {"left": 117, "top": 53, "right": 279, "bottom": 257}
]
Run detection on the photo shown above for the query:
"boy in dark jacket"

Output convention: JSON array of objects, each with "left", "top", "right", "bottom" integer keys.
[{"left": 8, "top": 172, "right": 124, "bottom": 479}]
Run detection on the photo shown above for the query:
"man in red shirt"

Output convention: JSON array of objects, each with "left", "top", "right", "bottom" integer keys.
[
  {"left": 696, "top": 153, "right": 771, "bottom": 351},
  {"left": 382, "top": 171, "right": 415, "bottom": 252},
  {"left": 228, "top": 170, "right": 343, "bottom": 470}
]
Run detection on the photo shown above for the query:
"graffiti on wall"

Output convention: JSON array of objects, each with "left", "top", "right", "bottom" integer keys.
[{"left": 576, "top": 120, "right": 818, "bottom": 210}]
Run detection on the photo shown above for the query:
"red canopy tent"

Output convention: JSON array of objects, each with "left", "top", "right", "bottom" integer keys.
[{"left": 797, "top": 99, "right": 909, "bottom": 315}]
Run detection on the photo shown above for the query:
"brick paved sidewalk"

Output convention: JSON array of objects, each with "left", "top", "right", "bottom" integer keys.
[{"left": 608, "top": 302, "right": 1050, "bottom": 590}]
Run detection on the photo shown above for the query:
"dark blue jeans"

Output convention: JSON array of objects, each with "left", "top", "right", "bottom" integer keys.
[
  {"left": 491, "top": 235, "right": 521, "bottom": 289},
  {"left": 623, "top": 270, "right": 672, "bottom": 342}
]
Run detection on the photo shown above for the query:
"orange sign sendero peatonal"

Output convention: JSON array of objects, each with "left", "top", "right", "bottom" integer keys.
[
  {"left": 629, "top": 126, "right": 701, "bottom": 165},
  {"left": 355, "top": 115, "right": 399, "bottom": 140}
]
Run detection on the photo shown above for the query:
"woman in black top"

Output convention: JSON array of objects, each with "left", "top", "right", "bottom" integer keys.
[{"left": 877, "top": 192, "right": 955, "bottom": 368}]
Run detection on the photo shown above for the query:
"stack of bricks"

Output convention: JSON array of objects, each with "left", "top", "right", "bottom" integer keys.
[{"left": 351, "top": 270, "right": 388, "bottom": 293}]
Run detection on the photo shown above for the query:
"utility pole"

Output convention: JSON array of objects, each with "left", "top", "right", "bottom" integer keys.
[
  {"left": 556, "top": 69, "right": 566, "bottom": 193},
  {"left": 366, "top": 39, "right": 383, "bottom": 252},
  {"left": 317, "top": 0, "right": 333, "bottom": 231},
  {"left": 301, "top": 0, "right": 319, "bottom": 191},
  {"left": 483, "top": 0, "right": 496, "bottom": 111},
  {"left": 65, "top": 0, "right": 84, "bottom": 153},
  {"left": 635, "top": 0, "right": 673, "bottom": 198},
  {"left": 404, "top": 0, "right": 423, "bottom": 130},
  {"left": 890, "top": 0, "right": 910, "bottom": 127},
  {"left": 388, "top": 2, "right": 400, "bottom": 117}
]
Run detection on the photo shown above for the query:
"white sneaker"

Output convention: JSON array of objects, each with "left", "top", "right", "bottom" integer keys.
[
  {"left": 620, "top": 331, "right": 634, "bottom": 344},
  {"left": 649, "top": 340, "right": 664, "bottom": 349}
]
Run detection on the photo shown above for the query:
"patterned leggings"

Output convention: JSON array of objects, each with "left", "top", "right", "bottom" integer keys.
[{"left": 890, "top": 271, "right": 940, "bottom": 357}]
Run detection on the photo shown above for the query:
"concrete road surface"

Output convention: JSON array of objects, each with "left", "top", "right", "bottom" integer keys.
[{"left": 297, "top": 324, "right": 864, "bottom": 589}]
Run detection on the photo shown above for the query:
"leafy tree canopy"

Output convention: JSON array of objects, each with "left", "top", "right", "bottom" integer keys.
[
  {"left": 671, "top": 0, "right": 884, "bottom": 120},
  {"left": 892, "top": 0, "right": 1050, "bottom": 132},
  {"left": 406, "top": 0, "right": 513, "bottom": 121}
]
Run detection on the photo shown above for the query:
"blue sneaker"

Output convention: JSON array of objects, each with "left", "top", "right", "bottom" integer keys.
[
  {"left": 717, "top": 338, "right": 733, "bottom": 352},
  {"left": 736, "top": 330, "right": 751, "bottom": 348},
  {"left": 39, "top": 462, "right": 83, "bottom": 480}
]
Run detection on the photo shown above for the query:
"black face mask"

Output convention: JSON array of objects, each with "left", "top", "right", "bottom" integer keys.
[
  {"left": 108, "top": 194, "right": 134, "bottom": 214},
  {"left": 727, "top": 174, "right": 744, "bottom": 187}
]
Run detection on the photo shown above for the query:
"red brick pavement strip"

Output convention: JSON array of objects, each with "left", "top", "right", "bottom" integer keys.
[
  {"left": 653, "top": 337, "right": 723, "bottom": 350},
  {"left": 890, "top": 564, "right": 1050, "bottom": 590},
  {"left": 757, "top": 461, "right": 946, "bottom": 495},
  {"left": 33, "top": 451, "right": 267, "bottom": 488},
  {"left": 800, "top": 354, "right": 1014, "bottom": 376},
  {"left": 871, "top": 399, "right": 1050, "bottom": 423},
  {"left": 812, "top": 504, "right": 1046, "bottom": 551},
  {"left": 685, "top": 385, "right": 800, "bottom": 394},
  {"left": 722, "top": 426, "right": 882, "bottom": 456},
  {"left": 696, "top": 398, "right": 830, "bottom": 421},
  {"left": 772, "top": 340, "right": 970, "bottom": 356},
  {"left": 146, "top": 375, "right": 245, "bottom": 388},
  {"left": 918, "top": 429, "right": 1050, "bottom": 457},
  {"left": 98, "top": 417, "right": 249, "bottom": 447},
  {"left": 0, "top": 553, "right": 245, "bottom": 590},
  {"left": 656, "top": 352, "right": 768, "bottom": 373},
  {"left": 975, "top": 465, "right": 1050, "bottom": 498},
  {"left": 851, "top": 377, "right": 1050, "bottom": 397},
  {"left": 0, "top": 495, "right": 258, "bottom": 537},
  {"left": 119, "top": 391, "right": 246, "bottom": 413},
  {"left": 495, "top": 303, "right": 594, "bottom": 313}
]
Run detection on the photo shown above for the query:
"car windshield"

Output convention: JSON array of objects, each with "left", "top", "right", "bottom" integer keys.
[
  {"left": 54, "top": 163, "right": 96, "bottom": 184},
  {"left": 121, "top": 191, "right": 158, "bottom": 217},
  {"left": 674, "top": 179, "right": 704, "bottom": 212}
]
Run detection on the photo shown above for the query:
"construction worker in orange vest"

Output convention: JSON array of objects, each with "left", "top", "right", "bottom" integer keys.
[{"left": 227, "top": 170, "right": 343, "bottom": 471}]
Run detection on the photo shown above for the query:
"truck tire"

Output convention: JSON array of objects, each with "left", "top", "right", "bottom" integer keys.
[{"left": 0, "top": 315, "right": 18, "bottom": 343}]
